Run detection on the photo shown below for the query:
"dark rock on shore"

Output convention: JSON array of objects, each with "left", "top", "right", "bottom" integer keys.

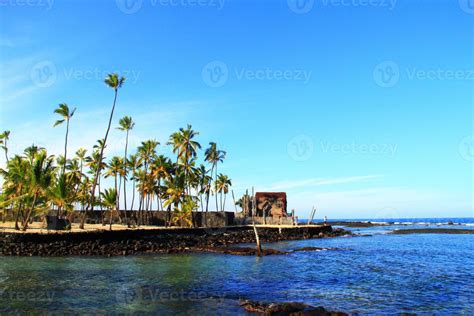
[
  {"left": 0, "top": 226, "right": 351, "bottom": 257},
  {"left": 240, "top": 299, "right": 348, "bottom": 315},
  {"left": 392, "top": 228, "right": 474, "bottom": 235}
]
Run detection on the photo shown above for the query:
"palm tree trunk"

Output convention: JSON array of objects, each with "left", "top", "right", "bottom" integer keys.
[
  {"left": 81, "top": 88, "right": 119, "bottom": 229},
  {"left": 117, "top": 175, "right": 124, "bottom": 224},
  {"left": 214, "top": 163, "right": 218, "bottom": 212},
  {"left": 63, "top": 119, "right": 69, "bottom": 174},
  {"left": 166, "top": 204, "right": 171, "bottom": 228},
  {"left": 14, "top": 202, "right": 23, "bottom": 230},
  {"left": 109, "top": 209, "right": 113, "bottom": 231},
  {"left": 114, "top": 174, "right": 121, "bottom": 226},
  {"left": 223, "top": 193, "right": 227, "bottom": 212},
  {"left": 123, "top": 130, "right": 129, "bottom": 226},
  {"left": 4, "top": 138, "right": 8, "bottom": 163},
  {"left": 157, "top": 178, "right": 161, "bottom": 211},
  {"left": 220, "top": 190, "right": 223, "bottom": 212},
  {"left": 199, "top": 191, "right": 204, "bottom": 212},
  {"left": 22, "top": 191, "right": 39, "bottom": 231},
  {"left": 131, "top": 179, "right": 136, "bottom": 210},
  {"left": 138, "top": 195, "right": 143, "bottom": 226}
]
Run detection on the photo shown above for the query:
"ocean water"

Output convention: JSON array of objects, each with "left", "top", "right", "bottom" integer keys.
[{"left": 0, "top": 219, "right": 473, "bottom": 315}]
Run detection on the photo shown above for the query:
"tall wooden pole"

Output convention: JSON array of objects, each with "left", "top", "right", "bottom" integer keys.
[
  {"left": 253, "top": 222, "right": 262, "bottom": 257},
  {"left": 231, "top": 190, "right": 238, "bottom": 213}
]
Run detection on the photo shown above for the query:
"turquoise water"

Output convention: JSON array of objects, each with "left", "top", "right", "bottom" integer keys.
[{"left": 1, "top": 220, "right": 473, "bottom": 315}]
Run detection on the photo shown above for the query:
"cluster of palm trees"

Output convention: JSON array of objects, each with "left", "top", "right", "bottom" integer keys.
[{"left": 0, "top": 73, "right": 232, "bottom": 231}]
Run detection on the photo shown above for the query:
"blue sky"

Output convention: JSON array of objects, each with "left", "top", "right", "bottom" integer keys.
[{"left": 0, "top": 0, "right": 473, "bottom": 218}]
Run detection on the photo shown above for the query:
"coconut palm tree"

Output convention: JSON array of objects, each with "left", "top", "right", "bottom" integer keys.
[
  {"left": 137, "top": 140, "right": 159, "bottom": 219},
  {"left": 173, "top": 125, "right": 201, "bottom": 195},
  {"left": 24, "top": 144, "right": 44, "bottom": 164},
  {"left": 85, "top": 147, "right": 106, "bottom": 203},
  {"left": 215, "top": 174, "right": 231, "bottom": 212},
  {"left": 100, "top": 188, "right": 118, "bottom": 231},
  {"left": 138, "top": 140, "right": 159, "bottom": 174},
  {"left": 66, "top": 159, "right": 82, "bottom": 186},
  {"left": 22, "top": 151, "right": 55, "bottom": 230},
  {"left": 81, "top": 73, "right": 125, "bottom": 229},
  {"left": 171, "top": 196, "right": 196, "bottom": 228},
  {"left": 75, "top": 148, "right": 87, "bottom": 174},
  {"left": 150, "top": 155, "right": 171, "bottom": 212},
  {"left": 128, "top": 153, "right": 142, "bottom": 212},
  {"left": 205, "top": 142, "right": 226, "bottom": 211},
  {"left": 178, "top": 125, "right": 201, "bottom": 161},
  {"left": 77, "top": 177, "right": 92, "bottom": 215},
  {"left": 135, "top": 168, "right": 155, "bottom": 225},
  {"left": 74, "top": 148, "right": 87, "bottom": 204},
  {"left": 48, "top": 173, "right": 74, "bottom": 217},
  {"left": 196, "top": 164, "right": 211, "bottom": 212},
  {"left": 53, "top": 103, "right": 76, "bottom": 173},
  {"left": 0, "top": 130, "right": 10, "bottom": 163},
  {"left": 104, "top": 156, "right": 124, "bottom": 222},
  {"left": 117, "top": 116, "right": 134, "bottom": 212},
  {"left": 0, "top": 155, "right": 30, "bottom": 229},
  {"left": 164, "top": 174, "right": 186, "bottom": 224}
]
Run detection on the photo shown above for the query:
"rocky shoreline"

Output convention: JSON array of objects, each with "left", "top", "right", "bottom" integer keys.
[
  {"left": 240, "top": 299, "right": 348, "bottom": 315},
  {"left": 0, "top": 225, "right": 351, "bottom": 257}
]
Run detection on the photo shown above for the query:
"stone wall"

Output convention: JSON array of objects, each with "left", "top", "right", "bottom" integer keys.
[
  {"left": 66, "top": 211, "right": 235, "bottom": 227},
  {"left": 235, "top": 215, "right": 294, "bottom": 226}
]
